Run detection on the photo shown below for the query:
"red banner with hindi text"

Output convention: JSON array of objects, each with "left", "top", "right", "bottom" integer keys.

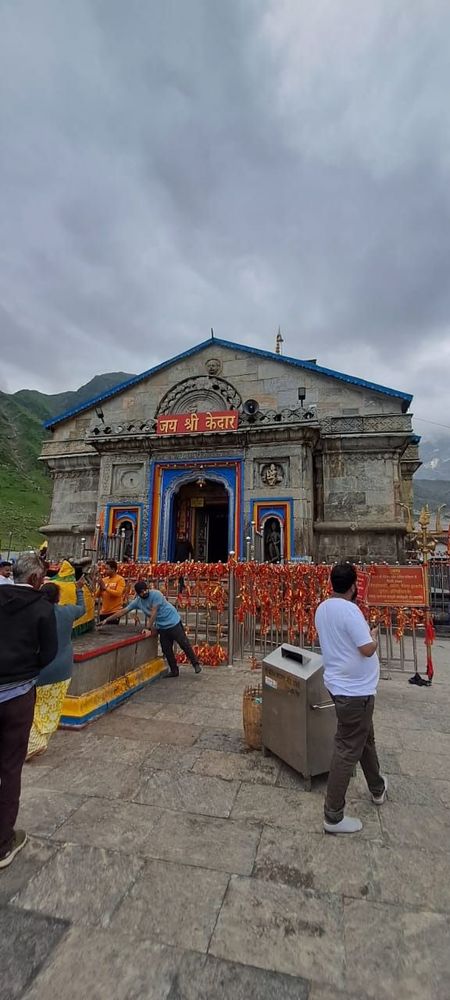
[
  {"left": 156, "top": 410, "right": 238, "bottom": 435},
  {"left": 366, "top": 565, "right": 426, "bottom": 607}
]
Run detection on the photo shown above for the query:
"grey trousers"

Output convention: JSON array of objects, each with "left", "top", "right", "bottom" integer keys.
[{"left": 325, "top": 694, "right": 385, "bottom": 823}]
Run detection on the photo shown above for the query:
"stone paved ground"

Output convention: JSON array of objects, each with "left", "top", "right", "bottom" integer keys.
[{"left": 2, "top": 642, "right": 450, "bottom": 1000}]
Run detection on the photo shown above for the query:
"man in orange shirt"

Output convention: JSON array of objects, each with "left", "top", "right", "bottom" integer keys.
[{"left": 96, "top": 560, "right": 126, "bottom": 623}]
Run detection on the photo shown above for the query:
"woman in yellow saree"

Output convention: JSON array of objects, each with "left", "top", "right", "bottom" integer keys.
[{"left": 26, "top": 578, "right": 85, "bottom": 759}]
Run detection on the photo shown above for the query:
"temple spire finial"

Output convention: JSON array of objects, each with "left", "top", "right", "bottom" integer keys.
[{"left": 275, "top": 327, "right": 284, "bottom": 355}]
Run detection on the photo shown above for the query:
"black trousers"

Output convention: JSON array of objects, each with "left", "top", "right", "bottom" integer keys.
[
  {"left": 159, "top": 622, "right": 199, "bottom": 675},
  {"left": 0, "top": 687, "right": 36, "bottom": 854}
]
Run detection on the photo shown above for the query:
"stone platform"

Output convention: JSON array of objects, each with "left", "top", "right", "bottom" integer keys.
[
  {"left": 60, "top": 625, "right": 164, "bottom": 727},
  {"left": 2, "top": 643, "right": 450, "bottom": 999}
]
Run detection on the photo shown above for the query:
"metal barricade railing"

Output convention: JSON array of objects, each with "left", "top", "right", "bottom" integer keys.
[
  {"left": 376, "top": 615, "right": 420, "bottom": 677},
  {"left": 231, "top": 563, "right": 324, "bottom": 664},
  {"left": 429, "top": 558, "right": 450, "bottom": 630},
  {"left": 91, "top": 558, "right": 428, "bottom": 675},
  {"left": 116, "top": 563, "right": 230, "bottom": 660},
  {"left": 228, "top": 561, "right": 422, "bottom": 675}
]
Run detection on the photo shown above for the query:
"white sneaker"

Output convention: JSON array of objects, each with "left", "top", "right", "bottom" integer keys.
[
  {"left": 371, "top": 775, "right": 388, "bottom": 805},
  {"left": 323, "top": 816, "right": 363, "bottom": 835}
]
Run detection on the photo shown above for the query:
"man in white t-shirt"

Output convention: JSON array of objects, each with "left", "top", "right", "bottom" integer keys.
[{"left": 315, "top": 562, "right": 387, "bottom": 835}]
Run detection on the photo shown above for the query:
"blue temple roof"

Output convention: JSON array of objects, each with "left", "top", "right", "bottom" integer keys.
[{"left": 44, "top": 336, "right": 413, "bottom": 429}]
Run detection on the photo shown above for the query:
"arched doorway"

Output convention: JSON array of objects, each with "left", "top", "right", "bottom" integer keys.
[
  {"left": 172, "top": 479, "right": 229, "bottom": 562},
  {"left": 108, "top": 506, "right": 141, "bottom": 560}
]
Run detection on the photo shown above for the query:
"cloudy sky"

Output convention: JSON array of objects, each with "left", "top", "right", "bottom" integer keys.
[{"left": 1, "top": 0, "right": 450, "bottom": 438}]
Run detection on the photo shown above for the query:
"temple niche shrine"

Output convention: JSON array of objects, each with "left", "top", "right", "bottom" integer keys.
[{"left": 40, "top": 336, "right": 420, "bottom": 564}]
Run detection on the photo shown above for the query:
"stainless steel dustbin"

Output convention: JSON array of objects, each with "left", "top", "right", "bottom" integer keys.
[{"left": 262, "top": 643, "right": 336, "bottom": 785}]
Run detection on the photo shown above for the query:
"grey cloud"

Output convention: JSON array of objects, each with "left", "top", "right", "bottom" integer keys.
[{"left": 0, "top": 0, "right": 450, "bottom": 435}]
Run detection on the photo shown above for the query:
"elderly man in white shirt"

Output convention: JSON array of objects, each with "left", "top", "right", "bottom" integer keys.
[{"left": 315, "top": 562, "right": 387, "bottom": 835}]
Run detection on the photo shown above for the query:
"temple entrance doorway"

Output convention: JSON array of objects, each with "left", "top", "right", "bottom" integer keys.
[{"left": 172, "top": 479, "right": 229, "bottom": 562}]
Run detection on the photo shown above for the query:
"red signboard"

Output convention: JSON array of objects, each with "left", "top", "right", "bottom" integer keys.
[
  {"left": 356, "top": 569, "right": 369, "bottom": 603},
  {"left": 156, "top": 410, "right": 238, "bottom": 435},
  {"left": 366, "top": 565, "right": 426, "bottom": 607}
]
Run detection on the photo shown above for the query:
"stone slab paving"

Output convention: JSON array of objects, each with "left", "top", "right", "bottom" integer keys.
[
  {"left": 1, "top": 642, "right": 450, "bottom": 998},
  {"left": 108, "top": 859, "right": 229, "bottom": 951},
  {"left": 0, "top": 906, "right": 68, "bottom": 1000},
  {"left": 209, "top": 875, "right": 346, "bottom": 986},
  {"left": 133, "top": 768, "right": 240, "bottom": 817}
]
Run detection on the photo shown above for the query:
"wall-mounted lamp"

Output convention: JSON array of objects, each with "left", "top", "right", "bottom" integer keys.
[
  {"left": 297, "top": 387, "right": 306, "bottom": 408},
  {"left": 95, "top": 407, "right": 105, "bottom": 423}
]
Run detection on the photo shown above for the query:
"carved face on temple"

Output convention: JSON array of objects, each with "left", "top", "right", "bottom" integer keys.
[
  {"left": 205, "top": 358, "right": 223, "bottom": 376},
  {"left": 261, "top": 462, "right": 284, "bottom": 486}
]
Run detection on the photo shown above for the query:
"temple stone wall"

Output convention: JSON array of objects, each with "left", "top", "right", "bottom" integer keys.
[
  {"left": 40, "top": 341, "right": 416, "bottom": 562},
  {"left": 41, "top": 455, "right": 100, "bottom": 559},
  {"left": 41, "top": 344, "right": 405, "bottom": 459}
]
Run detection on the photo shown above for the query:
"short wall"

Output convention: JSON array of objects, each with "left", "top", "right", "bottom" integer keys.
[{"left": 60, "top": 627, "right": 165, "bottom": 727}]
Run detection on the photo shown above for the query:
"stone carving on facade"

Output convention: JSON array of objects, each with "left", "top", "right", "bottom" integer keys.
[
  {"left": 240, "top": 405, "right": 317, "bottom": 426},
  {"left": 50, "top": 470, "right": 87, "bottom": 481},
  {"left": 155, "top": 375, "right": 241, "bottom": 417},
  {"left": 87, "top": 420, "right": 155, "bottom": 442},
  {"left": 112, "top": 464, "right": 144, "bottom": 494},
  {"left": 204, "top": 358, "right": 223, "bottom": 376},
  {"left": 321, "top": 414, "right": 412, "bottom": 436},
  {"left": 402, "top": 443, "right": 420, "bottom": 461},
  {"left": 100, "top": 457, "right": 113, "bottom": 492},
  {"left": 261, "top": 462, "right": 284, "bottom": 487},
  {"left": 364, "top": 415, "right": 411, "bottom": 433},
  {"left": 254, "top": 457, "right": 290, "bottom": 488}
]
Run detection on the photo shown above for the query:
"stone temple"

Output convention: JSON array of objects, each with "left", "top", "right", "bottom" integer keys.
[{"left": 40, "top": 337, "right": 420, "bottom": 563}]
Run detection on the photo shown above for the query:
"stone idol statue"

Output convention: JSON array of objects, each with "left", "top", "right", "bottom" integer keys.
[
  {"left": 261, "top": 462, "right": 283, "bottom": 487},
  {"left": 266, "top": 520, "right": 281, "bottom": 563}
]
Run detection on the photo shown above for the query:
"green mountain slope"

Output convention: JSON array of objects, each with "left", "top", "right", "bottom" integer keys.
[{"left": 0, "top": 372, "right": 133, "bottom": 551}]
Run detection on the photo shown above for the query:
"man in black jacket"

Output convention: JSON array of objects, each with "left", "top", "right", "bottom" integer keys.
[{"left": 0, "top": 552, "right": 57, "bottom": 869}]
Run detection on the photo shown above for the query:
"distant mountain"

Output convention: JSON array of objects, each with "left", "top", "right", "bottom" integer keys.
[
  {"left": 413, "top": 479, "right": 450, "bottom": 514},
  {"left": 411, "top": 431, "right": 450, "bottom": 519},
  {"left": 0, "top": 372, "right": 134, "bottom": 550},
  {"left": 415, "top": 432, "right": 450, "bottom": 481}
]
